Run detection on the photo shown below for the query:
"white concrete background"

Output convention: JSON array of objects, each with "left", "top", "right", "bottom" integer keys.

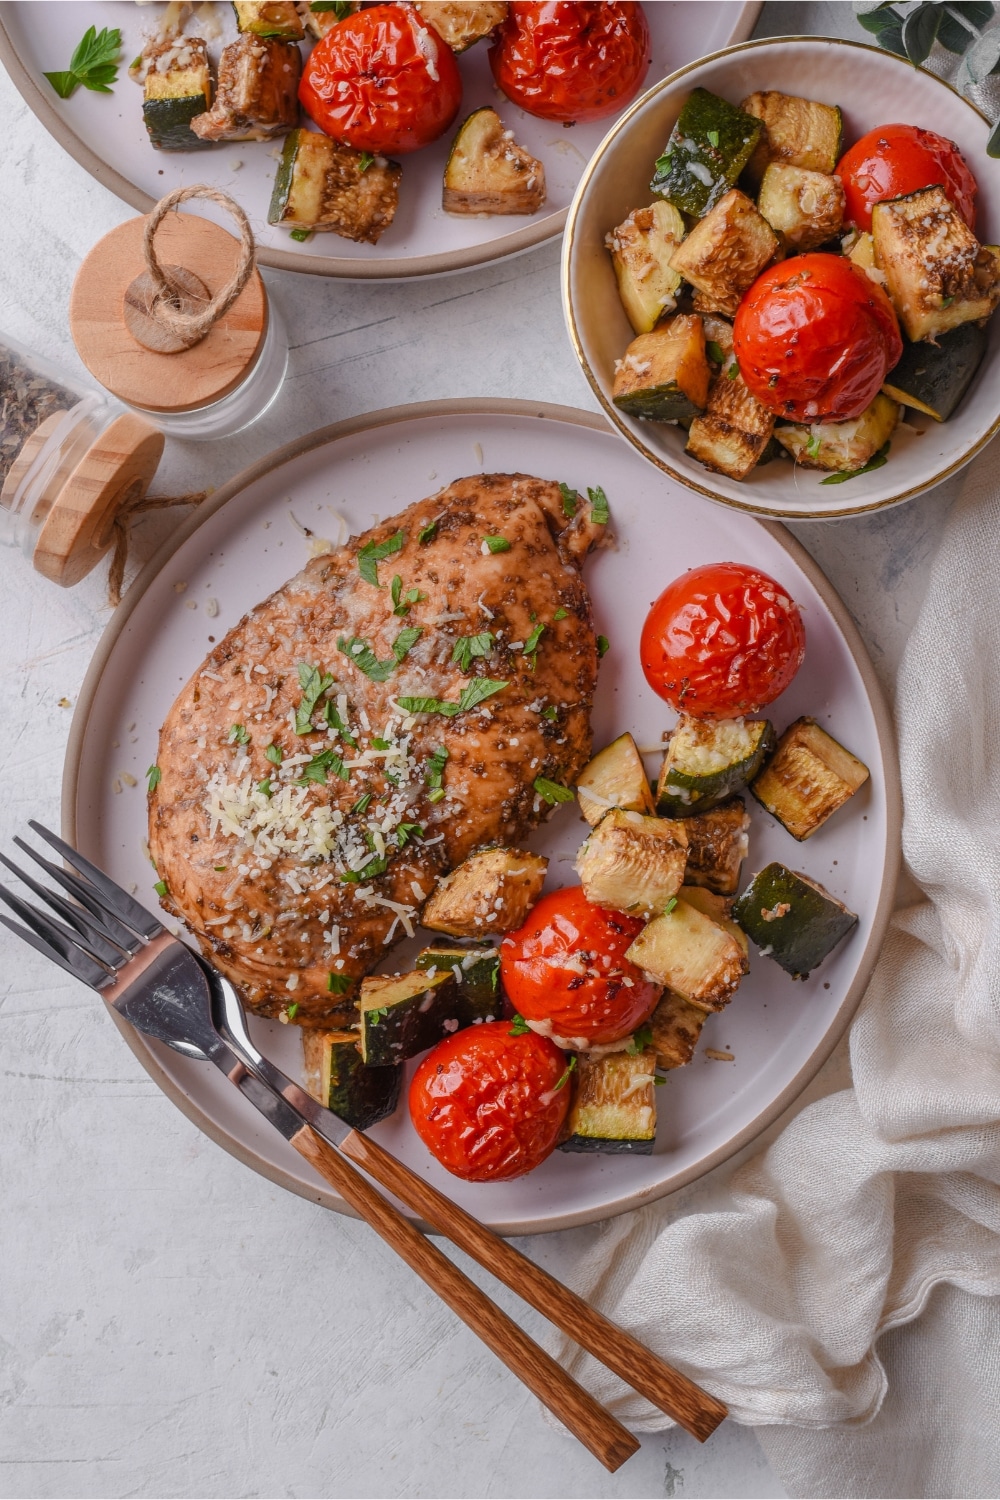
[{"left": 0, "top": 4, "right": 967, "bottom": 1496}]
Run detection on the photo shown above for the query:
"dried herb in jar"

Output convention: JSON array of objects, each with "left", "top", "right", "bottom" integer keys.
[{"left": 0, "top": 344, "right": 76, "bottom": 488}]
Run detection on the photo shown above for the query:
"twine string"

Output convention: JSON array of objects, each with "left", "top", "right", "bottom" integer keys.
[
  {"left": 107, "top": 489, "right": 209, "bottom": 607},
  {"left": 141, "top": 185, "right": 256, "bottom": 348}
]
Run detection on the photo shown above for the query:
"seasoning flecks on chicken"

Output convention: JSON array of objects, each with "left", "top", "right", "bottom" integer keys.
[{"left": 149, "top": 473, "right": 607, "bottom": 1025}]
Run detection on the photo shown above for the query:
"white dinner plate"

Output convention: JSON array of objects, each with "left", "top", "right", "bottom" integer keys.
[
  {"left": 0, "top": 1, "right": 760, "bottom": 279},
  {"left": 64, "top": 400, "right": 900, "bottom": 1234}
]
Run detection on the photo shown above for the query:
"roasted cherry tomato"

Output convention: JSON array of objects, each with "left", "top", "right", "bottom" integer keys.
[
  {"left": 299, "top": 4, "right": 462, "bottom": 155},
  {"left": 500, "top": 886, "right": 659, "bottom": 1046},
  {"left": 488, "top": 2, "right": 651, "bottom": 125},
  {"left": 640, "top": 561, "right": 806, "bottom": 719},
  {"left": 733, "top": 254, "right": 903, "bottom": 423},
  {"left": 836, "top": 123, "right": 977, "bottom": 232},
  {"left": 408, "top": 1021, "right": 571, "bottom": 1182}
]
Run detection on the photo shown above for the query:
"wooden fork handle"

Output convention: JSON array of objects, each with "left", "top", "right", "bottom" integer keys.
[
  {"left": 338, "top": 1128, "right": 727, "bottom": 1443},
  {"left": 290, "top": 1124, "right": 639, "bottom": 1474}
]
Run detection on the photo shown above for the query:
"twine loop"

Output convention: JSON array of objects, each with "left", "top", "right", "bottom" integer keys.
[
  {"left": 107, "top": 489, "right": 210, "bottom": 607},
  {"left": 141, "top": 185, "right": 256, "bottom": 348}
]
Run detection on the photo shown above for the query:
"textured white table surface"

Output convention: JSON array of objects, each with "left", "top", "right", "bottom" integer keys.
[{"left": 0, "top": 4, "right": 966, "bottom": 1497}]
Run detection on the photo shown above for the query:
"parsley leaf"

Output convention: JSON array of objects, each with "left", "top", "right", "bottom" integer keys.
[
  {"left": 153, "top": 879, "right": 168, "bottom": 898},
  {"left": 588, "top": 486, "right": 610, "bottom": 525},
  {"left": 228, "top": 723, "right": 250, "bottom": 745},
  {"left": 821, "top": 442, "right": 892, "bottom": 484},
  {"left": 418, "top": 520, "right": 437, "bottom": 544},
  {"left": 484, "top": 535, "right": 511, "bottom": 553},
  {"left": 509, "top": 1014, "right": 531, "bottom": 1036},
  {"left": 297, "top": 749, "right": 349, "bottom": 785},
  {"left": 706, "top": 340, "right": 727, "bottom": 365},
  {"left": 44, "top": 25, "right": 122, "bottom": 98},
  {"left": 367, "top": 1006, "right": 389, "bottom": 1024},
  {"left": 286, "top": 1002, "right": 300, "bottom": 1021},
  {"left": 351, "top": 792, "right": 373, "bottom": 815},
  {"left": 426, "top": 744, "right": 448, "bottom": 786},
  {"left": 663, "top": 896, "right": 678, "bottom": 915},
  {"left": 726, "top": 361, "right": 740, "bottom": 381},
  {"left": 534, "top": 776, "right": 574, "bottom": 805},
  {"left": 398, "top": 679, "right": 508, "bottom": 717},
  {"left": 146, "top": 764, "right": 162, "bottom": 792},
  {"left": 327, "top": 972, "right": 353, "bottom": 994},
  {"left": 806, "top": 432, "right": 822, "bottom": 459},
  {"left": 597, "top": 635, "right": 610, "bottom": 658},
  {"left": 342, "top": 853, "right": 388, "bottom": 883},
  {"left": 523, "top": 622, "right": 545, "bottom": 656},
  {"left": 257, "top": 778, "right": 273, "bottom": 798},
  {"left": 295, "top": 662, "right": 334, "bottom": 733},
  {"left": 452, "top": 631, "right": 493, "bottom": 672},
  {"left": 395, "top": 822, "right": 424, "bottom": 846},
  {"left": 707, "top": 129, "right": 720, "bottom": 147},
  {"left": 337, "top": 627, "right": 421, "bottom": 682},
  {"left": 311, "top": 0, "right": 354, "bottom": 13},
  {"left": 541, "top": 705, "right": 558, "bottom": 721},
  {"left": 289, "top": 228, "right": 312, "bottom": 243},
  {"left": 553, "top": 608, "right": 568, "bottom": 622},
  {"left": 559, "top": 482, "right": 578, "bottom": 518},
  {"left": 358, "top": 150, "right": 375, "bottom": 172},
  {"left": 627, "top": 1023, "right": 654, "bottom": 1055},
  {"left": 265, "top": 743, "right": 283, "bottom": 766},
  {"left": 323, "top": 700, "right": 356, "bottom": 744},
  {"left": 390, "top": 576, "right": 425, "bottom": 615},
  {"left": 357, "top": 529, "right": 405, "bottom": 587},
  {"left": 553, "top": 1055, "right": 578, "bottom": 1090}
]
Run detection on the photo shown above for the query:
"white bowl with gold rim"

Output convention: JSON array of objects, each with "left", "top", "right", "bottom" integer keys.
[{"left": 562, "top": 36, "right": 1000, "bottom": 520}]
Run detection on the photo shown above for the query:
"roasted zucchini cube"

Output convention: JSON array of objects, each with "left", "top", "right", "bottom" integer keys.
[
  {"left": 757, "top": 163, "right": 845, "bottom": 252},
  {"left": 299, "top": 2, "right": 360, "bottom": 41},
  {"left": 576, "top": 732, "right": 656, "bottom": 828},
  {"left": 775, "top": 393, "right": 899, "bottom": 473},
  {"left": 681, "top": 797, "right": 751, "bottom": 896},
  {"left": 358, "top": 969, "right": 459, "bottom": 1066},
  {"left": 415, "top": 944, "right": 500, "bottom": 1023},
  {"left": 606, "top": 201, "right": 685, "bottom": 334},
  {"left": 848, "top": 230, "right": 876, "bottom": 273},
  {"left": 191, "top": 33, "right": 300, "bottom": 142},
  {"left": 233, "top": 2, "right": 304, "bottom": 38},
  {"left": 576, "top": 809, "right": 688, "bottom": 917},
  {"left": 882, "top": 322, "right": 988, "bottom": 422},
  {"left": 559, "top": 1049, "right": 657, "bottom": 1154},
  {"left": 669, "top": 189, "right": 778, "bottom": 318},
  {"left": 415, "top": 1, "right": 508, "bottom": 51},
  {"left": 612, "top": 315, "right": 710, "bottom": 422},
  {"left": 625, "top": 898, "right": 748, "bottom": 1012},
  {"left": 751, "top": 716, "right": 869, "bottom": 840},
  {"left": 686, "top": 364, "right": 776, "bottom": 481},
  {"left": 270, "top": 130, "right": 402, "bottom": 244},
  {"left": 678, "top": 885, "right": 748, "bottom": 958},
  {"left": 141, "top": 37, "right": 214, "bottom": 151},
  {"left": 741, "top": 90, "right": 842, "bottom": 187},
  {"left": 301, "top": 1028, "right": 401, "bottom": 1129},
  {"left": 656, "top": 715, "right": 775, "bottom": 816},
  {"left": 648, "top": 991, "right": 706, "bottom": 1069},
  {"left": 421, "top": 848, "right": 548, "bottom": 937},
  {"left": 733, "top": 863, "right": 857, "bottom": 978},
  {"left": 872, "top": 186, "right": 1000, "bottom": 342},
  {"left": 651, "top": 87, "right": 762, "bottom": 218},
  {"left": 443, "top": 108, "right": 545, "bottom": 217}
]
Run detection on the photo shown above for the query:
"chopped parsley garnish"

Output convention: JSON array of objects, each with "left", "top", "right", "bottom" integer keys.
[
  {"left": 534, "top": 776, "right": 574, "bottom": 805},
  {"left": 265, "top": 743, "right": 283, "bottom": 766},
  {"left": 663, "top": 896, "right": 678, "bottom": 915},
  {"left": 351, "top": 792, "right": 373, "bottom": 815},
  {"left": 484, "top": 535, "right": 511, "bottom": 553},
  {"left": 726, "top": 361, "right": 740, "bottom": 381},
  {"left": 146, "top": 764, "right": 161, "bottom": 791},
  {"left": 295, "top": 663, "right": 334, "bottom": 733},
  {"left": 286, "top": 1002, "right": 299, "bottom": 1021},
  {"left": 214, "top": 865, "right": 227, "bottom": 873},
  {"left": 371, "top": 736, "right": 390, "bottom": 751},
  {"left": 541, "top": 705, "right": 558, "bottom": 721},
  {"left": 391, "top": 575, "right": 426, "bottom": 615},
  {"left": 395, "top": 822, "right": 424, "bottom": 846},
  {"left": 358, "top": 151, "right": 375, "bottom": 173},
  {"left": 707, "top": 129, "right": 720, "bottom": 147},
  {"left": 418, "top": 520, "right": 438, "bottom": 544},
  {"left": 311, "top": 0, "right": 355, "bottom": 13},
  {"left": 452, "top": 631, "right": 493, "bottom": 672},
  {"left": 228, "top": 723, "right": 250, "bottom": 746},
  {"left": 553, "top": 1055, "right": 578, "bottom": 1091},
  {"left": 821, "top": 441, "right": 891, "bottom": 485},
  {"left": 509, "top": 1013, "right": 531, "bottom": 1036},
  {"left": 559, "top": 482, "right": 578, "bottom": 518},
  {"left": 806, "top": 432, "right": 822, "bottom": 460},
  {"left": 588, "top": 486, "right": 610, "bottom": 525},
  {"left": 597, "top": 635, "right": 610, "bottom": 658},
  {"left": 297, "top": 748, "right": 350, "bottom": 785},
  {"left": 706, "top": 340, "right": 726, "bottom": 365},
  {"left": 44, "top": 25, "right": 121, "bottom": 98},
  {"left": 627, "top": 1023, "right": 654, "bottom": 1055},
  {"left": 257, "top": 778, "right": 272, "bottom": 798},
  {"left": 941, "top": 294, "right": 955, "bottom": 308},
  {"left": 523, "top": 622, "right": 545, "bottom": 655},
  {"left": 367, "top": 1006, "right": 389, "bottom": 1024},
  {"left": 654, "top": 1074, "right": 668, "bottom": 1086},
  {"left": 337, "top": 627, "right": 422, "bottom": 682},
  {"left": 323, "top": 700, "right": 357, "bottom": 744},
  {"left": 153, "top": 879, "right": 168, "bottom": 898},
  {"left": 425, "top": 744, "right": 449, "bottom": 795},
  {"left": 428, "top": 789, "right": 446, "bottom": 804},
  {"left": 553, "top": 608, "right": 568, "bottom": 622},
  {"left": 357, "top": 529, "right": 405, "bottom": 587},
  {"left": 327, "top": 973, "right": 353, "bottom": 994},
  {"left": 342, "top": 854, "right": 388, "bottom": 883},
  {"left": 289, "top": 228, "right": 312, "bottom": 243},
  {"left": 398, "top": 678, "right": 509, "bottom": 717}
]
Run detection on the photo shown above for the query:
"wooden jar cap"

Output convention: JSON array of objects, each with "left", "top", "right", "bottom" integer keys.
[
  {"left": 69, "top": 215, "right": 268, "bottom": 414},
  {"left": 34, "top": 413, "right": 165, "bottom": 587}
]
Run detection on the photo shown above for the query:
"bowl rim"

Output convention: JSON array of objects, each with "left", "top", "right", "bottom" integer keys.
[{"left": 562, "top": 33, "right": 1000, "bottom": 521}]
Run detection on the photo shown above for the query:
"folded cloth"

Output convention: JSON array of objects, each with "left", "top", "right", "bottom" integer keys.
[{"left": 547, "top": 452, "right": 1000, "bottom": 1494}]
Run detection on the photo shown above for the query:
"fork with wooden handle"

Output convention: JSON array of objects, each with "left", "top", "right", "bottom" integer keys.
[{"left": 0, "top": 822, "right": 727, "bottom": 1469}]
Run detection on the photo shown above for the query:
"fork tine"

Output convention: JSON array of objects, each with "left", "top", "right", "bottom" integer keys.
[
  {"left": 14, "top": 839, "right": 145, "bottom": 953},
  {"left": 27, "top": 822, "right": 163, "bottom": 941},
  {"left": 0, "top": 853, "right": 133, "bottom": 970},
  {"left": 0, "top": 910, "right": 113, "bottom": 990},
  {"left": 0, "top": 882, "right": 118, "bottom": 978}
]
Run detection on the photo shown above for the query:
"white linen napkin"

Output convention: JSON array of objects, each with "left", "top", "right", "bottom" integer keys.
[{"left": 548, "top": 451, "right": 1000, "bottom": 1495}]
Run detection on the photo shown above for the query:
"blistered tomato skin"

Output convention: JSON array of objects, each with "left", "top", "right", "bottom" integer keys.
[
  {"left": 489, "top": 2, "right": 651, "bottom": 125},
  {"left": 640, "top": 561, "right": 806, "bottom": 719},
  {"left": 733, "top": 254, "right": 903, "bottom": 423},
  {"left": 500, "top": 886, "right": 660, "bottom": 1046},
  {"left": 836, "top": 123, "right": 977, "bottom": 232},
  {"left": 408, "top": 1022, "right": 571, "bottom": 1182},
  {"left": 298, "top": 4, "right": 462, "bottom": 155}
]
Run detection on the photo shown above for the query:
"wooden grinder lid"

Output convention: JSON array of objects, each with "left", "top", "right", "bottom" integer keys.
[{"left": 69, "top": 189, "right": 267, "bottom": 415}]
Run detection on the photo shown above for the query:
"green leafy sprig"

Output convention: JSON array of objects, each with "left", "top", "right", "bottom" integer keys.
[{"left": 44, "top": 26, "right": 122, "bottom": 99}]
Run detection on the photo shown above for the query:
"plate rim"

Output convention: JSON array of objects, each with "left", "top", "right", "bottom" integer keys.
[
  {"left": 62, "top": 397, "right": 902, "bottom": 1235},
  {"left": 561, "top": 32, "right": 1000, "bottom": 520},
  {"left": 0, "top": 2, "right": 761, "bottom": 281}
]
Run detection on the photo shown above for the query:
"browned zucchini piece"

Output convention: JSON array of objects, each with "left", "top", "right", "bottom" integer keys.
[
  {"left": 576, "top": 809, "right": 688, "bottom": 917},
  {"left": 421, "top": 848, "right": 548, "bottom": 936},
  {"left": 233, "top": 2, "right": 304, "bottom": 38},
  {"left": 686, "top": 363, "right": 775, "bottom": 481},
  {"left": 872, "top": 186, "right": 1000, "bottom": 342},
  {"left": 625, "top": 897, "right": 748, "bottom": 1012},
  {"left": 191, "top": 33, "right": 300, "bottom": 142},
  {"left": 576, "top": 732, "right": 655, "bottom": 828},
  {"left": 668, "top": 189, "right": 778, "bottom": 318},
  {"left": 140, "top": 36, "right": 214, "bottom": 152},
  {"left": 678, "top": 885, "right": 748, "bottom": 958},
  {"left": 775, "top": 393, "right": 899, "bottom": 472},
  {"left": 741, "top": 91, "right": 843, "bottom": 187},
  {"left": 612, "top": 315, "right": 710, "bottom": 422},
  {"left": 682, "top": 797, "right": 750, "bottom": 896},
  {"left": 559, "top": 1049, "right": 657, "bottom": 1154},
  {"left": 443, "top": 108, "right": 545, "bottom": 216},
  {"left": 648, "top": 991, "right": 706, "bottom": 1069},
  {"left": 269, "top": 130, "right": 402, "bottom": 244},
  {"left": 656, "top": 715, "right": 775, "bottom": 816},
  {"left": 301, "top": 1028, "right": 401, "bottom": 1128},
  {"left": 415, "top": 1, "right": 508, "bottom": 51},
  {"left": 757, "top": 163, "right": 844, "bottom": 251},
  {"left": 357, "top": 969, "right": 458, "bottom": 1065},
  {"left": 751, "top": 716, "right": 870, "bottom": 840},
  {"left": 298, "top": 2, "right": 359, "bottom": 40},
  {"left": 606, "top": 201, "right": 685, "bottom": 334},
  {"left": 733, "top": 863, "right": 857, "bottom": 978}
]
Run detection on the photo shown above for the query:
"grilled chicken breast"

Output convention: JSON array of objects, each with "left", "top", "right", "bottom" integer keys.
[{"left": 149, "top": 473, "right": 607, "bottom": 1025}]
